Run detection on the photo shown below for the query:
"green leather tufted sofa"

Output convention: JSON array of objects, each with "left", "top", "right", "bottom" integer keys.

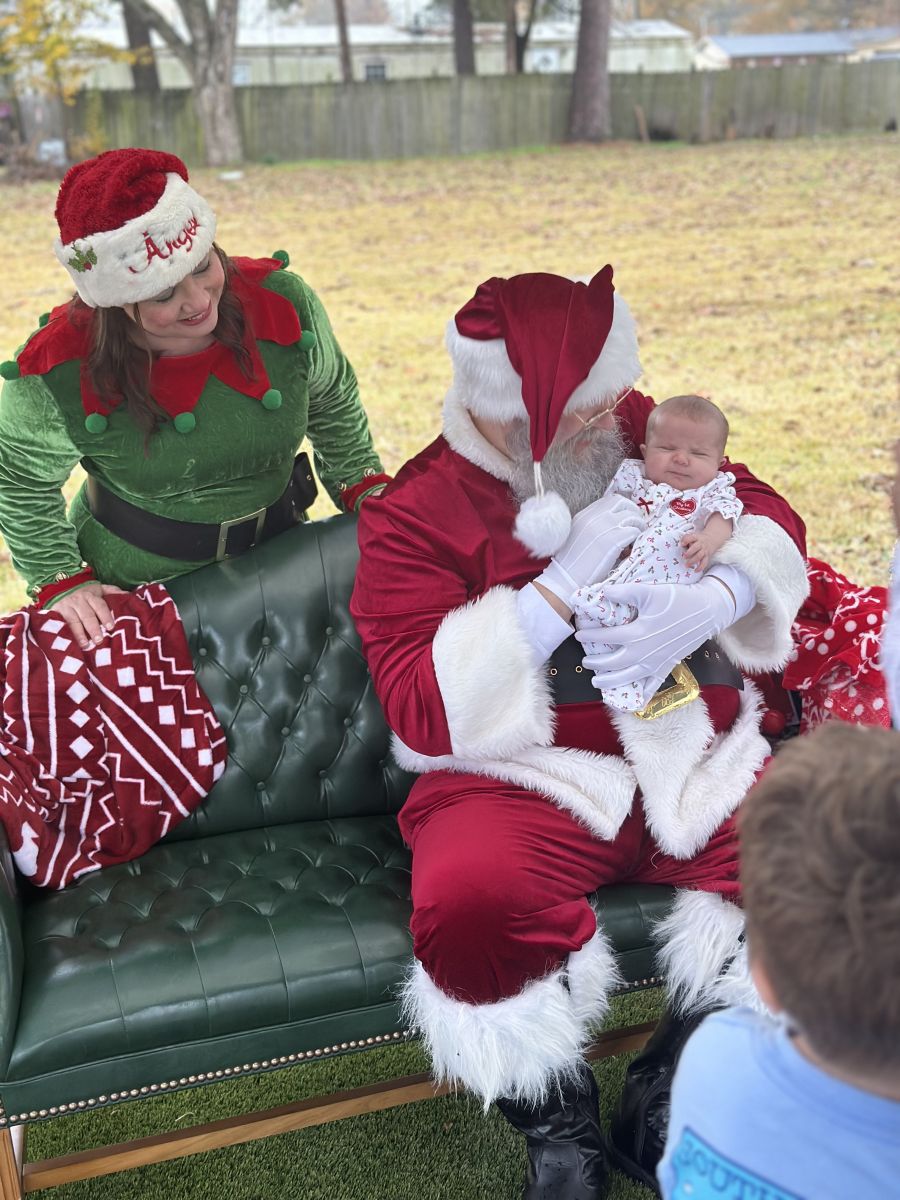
[{"left": 0, "top": 514, "right": 673, "bottom": 1197}]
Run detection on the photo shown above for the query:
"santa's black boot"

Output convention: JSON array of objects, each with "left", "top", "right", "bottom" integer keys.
[
  {"left": 495, "top": 1061, "right": 609, "bottom": 1200},
  {"left": 607, "top": 1006, "right": 712, "bottom": 1194}
]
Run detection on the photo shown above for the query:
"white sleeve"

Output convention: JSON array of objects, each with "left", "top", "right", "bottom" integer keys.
[
  {"left": 604, "top": 458, "right": 643, "bottom": 499},
  {"left": 706, "top": 563, "right": 756, "bottom": 622},
  {"left": 516, "top": 582, "right": 575, "bottom": 667},
  {"left": 701, "top": 472, "right": 743, "bottom": 523}
]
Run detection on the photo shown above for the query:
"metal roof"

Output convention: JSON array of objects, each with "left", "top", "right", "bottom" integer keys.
[{"left": 707, "top": 32, "right": 855, "bottom": 58}]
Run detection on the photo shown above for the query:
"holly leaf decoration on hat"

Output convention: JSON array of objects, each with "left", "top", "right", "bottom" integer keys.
[{"left": 68, "top": 246, "right": 97, "bottom": 274}]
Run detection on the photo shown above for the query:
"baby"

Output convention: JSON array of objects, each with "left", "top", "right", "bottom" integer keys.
[{"left": 572, "top": 394, "right": 742, "bottom": 712}]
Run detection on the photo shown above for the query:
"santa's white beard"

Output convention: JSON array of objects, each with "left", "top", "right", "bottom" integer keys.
[{"left": 507, "top": 420, "right": 626, "bottom": 515}]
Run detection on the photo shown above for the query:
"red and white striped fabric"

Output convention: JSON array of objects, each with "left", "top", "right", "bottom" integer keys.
[
  {"left": 0, "top": 584, "right": 227, "bottom": 889},
  {"left": 783, "top": 557, "right": 890, "bottom": 732}
]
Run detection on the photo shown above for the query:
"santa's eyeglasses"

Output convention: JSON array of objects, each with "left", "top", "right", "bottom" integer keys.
[{"left": 573, "top": 386, "right": 634, "bottom": 430}]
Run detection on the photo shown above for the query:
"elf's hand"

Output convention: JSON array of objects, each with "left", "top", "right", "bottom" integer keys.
[{"left": 50, "top": 583, "right": 128, "bottom": 650}]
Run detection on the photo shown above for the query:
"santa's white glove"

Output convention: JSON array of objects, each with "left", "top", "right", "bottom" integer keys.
[
  {"left": 534, "top": 495, "right": 644, "bottom": 605},
  {"left": 575, "top": 576, "right": 737, "bottom": 697}
]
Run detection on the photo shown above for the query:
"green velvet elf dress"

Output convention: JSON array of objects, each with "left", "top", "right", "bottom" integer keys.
[{"left": 0, "top": 255, "right": 386, "bottom": 601}]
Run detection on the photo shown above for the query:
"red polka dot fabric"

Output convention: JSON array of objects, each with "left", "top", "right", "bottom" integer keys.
[{"left": 783, "top": 557, "right": 890, "bottom": 731}]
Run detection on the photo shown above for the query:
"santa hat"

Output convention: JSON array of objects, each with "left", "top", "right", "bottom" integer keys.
[
  {"left": 53, "top": 148, "right": 217, "bottom": 308},
  {"left": 446, "top": 267, "right": 641, "bottom": 557}
]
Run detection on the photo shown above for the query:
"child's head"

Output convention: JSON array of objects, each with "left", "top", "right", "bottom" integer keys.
[
  {"left": 739, "top": 722, "right": 900, "bottom": 1082},
  {"left": 641, "top": 394, "right": 729, "bottom": 491}
]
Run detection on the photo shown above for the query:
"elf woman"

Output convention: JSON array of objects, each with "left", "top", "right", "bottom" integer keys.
[{"left": 0, "top": 148, "right": 389, "bottom": 648}]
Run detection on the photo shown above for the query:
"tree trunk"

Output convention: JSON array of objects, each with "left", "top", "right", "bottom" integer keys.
[
  {"left": 568, "top": 0, "right": 611, "bottom": 141},
  {"left": 121, "top": 0, "right": 244, "bottom": 166},
  {"left": 334, "top": 0, "right": 353, "bottom": 83},
  {"left": 193, "top": 76, "right": 243, "bottom": 166},
  {"left": 505, "top": 0, "right": 517, "bottom": 73},
  {"left": 514, "top": 0, "right": 539, "bottom": 73},
  {"left": 122, "top": 3, "right": 160, "bottom": 93},
  {"left": 453, "top": 0, "right": 475, "bottom": 75}
]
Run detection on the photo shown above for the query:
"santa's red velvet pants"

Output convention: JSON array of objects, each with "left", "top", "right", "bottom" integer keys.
[
  {"left": 398, "top": 688, "right": 743, "bottom": 1006},
  {"left": 400, "top": 775, "right": 740, "bottom": 1006}
]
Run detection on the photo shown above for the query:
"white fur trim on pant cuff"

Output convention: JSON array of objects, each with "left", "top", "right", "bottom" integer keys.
[
  {"left": 391, "top": 736, "right": 637, "bottom": 843},
  {"left": 432, "top": 585, "right": 555, "bottom": 758},
  {"left": 654, "top": 890, "right": 763, "bottom": 1015},
  {"left": 712, "top": 515, "right": 809, "bottom": 672},
  {"left": 609, "top": 682, "right": 769, "bottom": 859},
  {"left": 400, "top": 930, "right": 620, "bottom": 1108}
]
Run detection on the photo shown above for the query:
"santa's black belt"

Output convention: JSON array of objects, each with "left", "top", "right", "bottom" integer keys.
[
  {"left": 548, "top": 635, "right": 743, "bottom": 707},
  {"left": 84, "top": 453, "right": 317, "bottom": 563}
]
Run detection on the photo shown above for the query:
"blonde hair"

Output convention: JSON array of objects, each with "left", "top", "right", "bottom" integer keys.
[{"left": 645, "top": 394, "right": 729, "bottom": 455}]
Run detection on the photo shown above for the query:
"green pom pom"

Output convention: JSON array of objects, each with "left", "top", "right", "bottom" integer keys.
[
  {"left": 84, "top": 412, "right": 108, "bottom": 434},
  {"left": 174, "top": 411, "right": 197, "bottom": 433},
  {"left": 0, "top": 360, "right": 20, "bottom": 381},
  {"left": 38, "top": 312, "right": 51, "bottom": 328},
  {"left": 272, "top": 249, "right": 289, "bottom": 267},
  {"left": 297, "top": 330, "right": 317, "bottom": 352},
  {"left": 261, "top": 388, "right": 283, "bottom": 411}
]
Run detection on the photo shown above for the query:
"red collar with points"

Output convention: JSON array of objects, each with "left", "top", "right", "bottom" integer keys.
[{"left": 15, "top": 257, "right": 307, "bottom": 426}]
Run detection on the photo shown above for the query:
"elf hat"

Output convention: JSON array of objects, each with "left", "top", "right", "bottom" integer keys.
[
  {"left": 53, "top": 148, "right": 217, "bottom": 308},
  {"left": 446, "top": 267, "right": 641, "bottom": 556}
]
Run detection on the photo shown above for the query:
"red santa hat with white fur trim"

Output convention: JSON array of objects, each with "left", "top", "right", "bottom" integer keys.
[
  {"left": 446, "top": 267, "right": 641, "bottom": 557},
  {"left": 53, "top": 148, "right": 217, "bottom": 309}
]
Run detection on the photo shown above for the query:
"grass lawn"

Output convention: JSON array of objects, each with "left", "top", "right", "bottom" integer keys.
[
  {"left": 1, "top": 134, "right": 898, "bottom": 1197},
  {"left": 1, "top": 134, "right": 897, "bottom": 610},
  {"left": 26, "top": 991, "right": 664, "bottom": 1200}
]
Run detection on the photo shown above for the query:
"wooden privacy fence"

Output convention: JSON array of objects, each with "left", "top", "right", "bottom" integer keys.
[{"left": 73, "top": 59, "right": 900, "bottom": 164}]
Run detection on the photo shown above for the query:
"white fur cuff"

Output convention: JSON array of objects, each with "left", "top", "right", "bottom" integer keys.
[
  {"left": 431, "top": 585, "right": 555, "bottom": 758},
  {"left": 654, "top": 890, "right": 763, "bottom": 1015},
  {"left": 400, "top": 930, "right": 620, "bottom": 1107},
  {"left": 712, "top": 515, "right": 809, "bottom": 673}
]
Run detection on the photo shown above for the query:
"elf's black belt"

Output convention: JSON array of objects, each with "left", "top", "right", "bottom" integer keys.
[
  {"left": 549, "top": 634, "right": 742, "bottom": 711},
  {"left": 84, "top": 453, "right": 317, "bottom": 563}
]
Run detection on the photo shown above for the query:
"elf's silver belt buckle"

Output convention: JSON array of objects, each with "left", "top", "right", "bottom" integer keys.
[{"left": 216, "top": 506, "right": 267, "bottom": 561}]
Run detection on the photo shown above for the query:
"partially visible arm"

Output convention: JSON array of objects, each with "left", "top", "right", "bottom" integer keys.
[
  {"left": 351, "top": 474, "right": 556, "bottom": 760},
  {"left": 682, "top": 512, "right": 734, "bottom": 572},
  {"left": 725, "top": 459, "right": 806, "bottom": 557},
  {"left": 0, "top": 374, "right": 84, "bottom": 597},
  {"left": 884, "top": 441, "right": 900, "bottom": 729},
  {"left": 291, "top": 281, "right": 387, "bottom": 510}
]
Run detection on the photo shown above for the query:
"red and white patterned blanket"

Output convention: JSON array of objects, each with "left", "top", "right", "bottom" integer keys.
[{"left": 0, "top": 584, "right": 227, "bottom": 889}]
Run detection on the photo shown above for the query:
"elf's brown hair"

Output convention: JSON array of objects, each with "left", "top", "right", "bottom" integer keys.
[{"left": 739, "top": 721, "right": 900, "bottom": 1077}]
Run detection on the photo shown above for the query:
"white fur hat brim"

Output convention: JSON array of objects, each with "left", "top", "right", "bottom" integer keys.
[
  {"left": 445, "top": 291, "right": 642, "bottom": 424},
  {"left": 53, "top": 172, "right": 217, "bottom": 308}
]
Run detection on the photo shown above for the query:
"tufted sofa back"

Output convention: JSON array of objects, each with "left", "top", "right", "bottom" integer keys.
[{"left": 164, "top": 514, "right": 414, "bottom": 840}]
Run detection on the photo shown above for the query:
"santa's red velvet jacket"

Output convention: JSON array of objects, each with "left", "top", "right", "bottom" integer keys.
[{"left": 351, "top": 389, "right": 809, "bottom": 860}]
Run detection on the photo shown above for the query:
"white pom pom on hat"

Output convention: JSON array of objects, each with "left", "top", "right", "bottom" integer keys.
[
  {"left": 514, "top": 488, "right": 573, "bottom": 557},
  {"left": 449, "top": 267, "right": 641, "bottom": 556}
]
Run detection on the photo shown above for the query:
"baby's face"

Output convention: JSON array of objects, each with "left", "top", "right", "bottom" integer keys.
[{"left": 641, "top": 412, "right": 725, "bottom": 491}]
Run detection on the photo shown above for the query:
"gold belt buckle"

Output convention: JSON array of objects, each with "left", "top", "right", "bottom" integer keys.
[{"left": 632, "top": 660, "right": 701, "bottom": 720}]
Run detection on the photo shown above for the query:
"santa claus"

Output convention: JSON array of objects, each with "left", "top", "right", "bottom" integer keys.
[{"left": 351, "top": 267, "right": 809, "bottom": 1198}]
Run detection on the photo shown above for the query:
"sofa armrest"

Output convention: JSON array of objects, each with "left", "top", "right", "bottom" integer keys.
[{"left": 0, "top": 826, "right": 23, "bottom": 1074}]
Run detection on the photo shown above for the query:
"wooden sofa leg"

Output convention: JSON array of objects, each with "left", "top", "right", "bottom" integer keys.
[{"left": 0, "top": 1128, "right": 23, "bottom": 1200}]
